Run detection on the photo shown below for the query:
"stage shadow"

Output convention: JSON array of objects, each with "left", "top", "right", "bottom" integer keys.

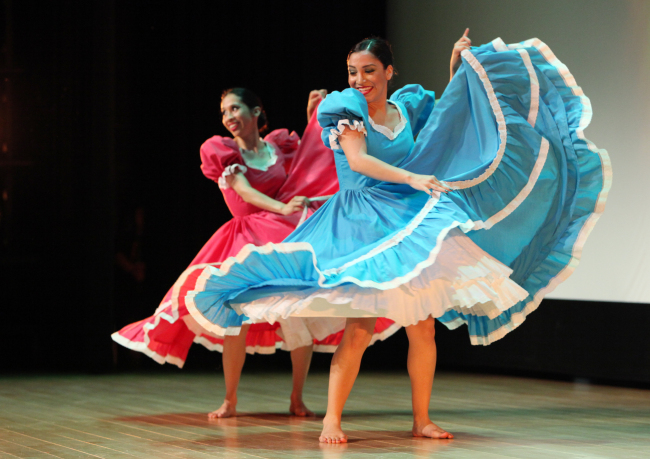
[
  {"left": 174, "top": 429, "right": 457, "bottom": 454},
  {"left": 112, "top": 411, "right": 321, "bottom": 427}
]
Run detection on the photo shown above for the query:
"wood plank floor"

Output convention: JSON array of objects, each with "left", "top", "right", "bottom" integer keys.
[{"left": 0, "top": 371, "right": 648, "bottom": 458}]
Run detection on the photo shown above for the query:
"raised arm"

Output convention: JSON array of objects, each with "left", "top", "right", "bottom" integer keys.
[
  {"left": 307, "top": 89, "right": 327, "bottom": 122},
  {"left": 450, "top": 28, "right": 472, "bottom": 82},
  {"left": 226, "top": 172, "right": 308, "bottom": 215},
  {"left": 338, "top": 129, "right": 448, "bottom": 195}
]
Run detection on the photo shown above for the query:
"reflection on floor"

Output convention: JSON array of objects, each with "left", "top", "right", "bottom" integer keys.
[{"left": 0, "top": 371, "right": 648, "bottom": 458}]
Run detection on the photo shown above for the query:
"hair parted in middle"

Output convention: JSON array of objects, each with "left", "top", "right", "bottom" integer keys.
[
  {"left": 348, "top": 36, "right": 398, "bottom": 78},
  {"left": 221, "top": 87, "right": 269, "bottom": 134}
]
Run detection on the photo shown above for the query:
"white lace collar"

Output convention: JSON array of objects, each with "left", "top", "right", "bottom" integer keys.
[
  {"left": 239, "top": 141, "right": 278, "bottom": 171},
  {"left": 367, "top": 101, "right": 406, "bottom": 140}
]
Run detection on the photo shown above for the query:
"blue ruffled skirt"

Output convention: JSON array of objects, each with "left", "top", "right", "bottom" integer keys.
[{"left": 181, "top": 38, "right": 611, "bottom": 345}]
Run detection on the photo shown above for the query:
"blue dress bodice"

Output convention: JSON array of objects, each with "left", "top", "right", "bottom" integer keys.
[{"left": 317, "top": 85, "right": 436, "bottom": 190}]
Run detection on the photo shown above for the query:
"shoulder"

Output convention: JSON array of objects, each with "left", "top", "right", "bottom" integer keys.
[
  {"left": 390, "top": 85, "right": 436, "bottom": 134},
  {"left": 264, "top": 129, "right": 300, "bottom": 155},
  {"left": 317, "top": 88, "right": 369, "bottom": 127},
  {"left": 390, "top": 84, "right": 435, "bottom": 107},
  {"left": 200, "top": 135, "right": 240, "bottom": 160},
  {"left": 200, "top": 135, "right": 243, "bottom": 181}
]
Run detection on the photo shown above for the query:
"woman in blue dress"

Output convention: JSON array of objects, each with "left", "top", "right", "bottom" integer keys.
[{"left": 176, "top": 31, "right": 611, "bottom": 442}]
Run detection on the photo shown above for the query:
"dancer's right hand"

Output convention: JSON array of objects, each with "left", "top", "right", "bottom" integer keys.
[
  {"left": 450, "top": 28, "right": 471, "bottom": 81},
  {"left": 406, "top": 173, "right": 449, "bottom": 195},
  {"left": 307, "top": 89, "right": 327, "bottom": 121},
  {"left": 281, "top": 196, "right": 310, "bottom": 215}
]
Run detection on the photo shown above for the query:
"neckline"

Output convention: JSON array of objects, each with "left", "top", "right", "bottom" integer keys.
[
  {"left": 367, "top": 101, "right": 407, "bottom": 141},
  {"left": 239, "top": 141, "right": 278, "bottom": 171}
]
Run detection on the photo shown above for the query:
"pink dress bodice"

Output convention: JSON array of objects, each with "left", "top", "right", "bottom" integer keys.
[{"left": 200, "top": 130, "right": 300, "bottom": 218}]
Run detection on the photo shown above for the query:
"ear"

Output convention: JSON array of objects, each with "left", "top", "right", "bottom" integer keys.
[
  {"left": 386, "top": 64, "right": 394, "bottom": 81},
  {"left": 252, "top": 106, "right": 262, "bottom": 117}
]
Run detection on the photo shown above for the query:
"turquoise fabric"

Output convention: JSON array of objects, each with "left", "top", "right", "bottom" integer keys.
[{"left": 182, "top": 39, "right": 610, "bottom": 345}]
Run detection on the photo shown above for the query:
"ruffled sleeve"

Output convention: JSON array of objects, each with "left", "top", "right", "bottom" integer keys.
[
  {"left": 264, "top": 129, "right": 300, "bottom": 171},
  {"left": 390, "top": 84, "right": 436, "bottom": 138},
  {"left": 317, "top": 89, "right": 369, "bottom": 151},
  {"left": 200, "top": 136, "right": 247, "bottom": 189}
]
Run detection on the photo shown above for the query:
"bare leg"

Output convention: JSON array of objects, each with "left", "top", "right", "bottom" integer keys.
[
  {"left": 320, "top": 317, "right": 377, "bottom": 443},
  {"left": 405, "top": 317, "right": 453, "bottom": 439},
  {"left": 289, "top": 344, "right": 315, "bottom": 416},
  {"left": 208, "top": 324, "right": 251, "bottom": 419}
]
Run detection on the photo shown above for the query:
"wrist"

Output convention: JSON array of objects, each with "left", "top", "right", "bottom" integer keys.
[{"left": 274, "top": 202, "right": 286, "bottom": 214}]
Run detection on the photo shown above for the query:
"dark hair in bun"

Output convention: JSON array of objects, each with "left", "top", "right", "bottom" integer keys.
[
  {"left": 348, "top": 36, "right": 397, "bottom": 79},
  {"left": 221, "top": 87, "right": 268, "bottom": 134}
]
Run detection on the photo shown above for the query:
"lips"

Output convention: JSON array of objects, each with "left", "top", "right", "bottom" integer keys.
[
  {"left": 357, "top": 86, "right": 373, "bottom": 95},
  {"left": 227, "top": 122, "right": 239, "bottom": 131}
]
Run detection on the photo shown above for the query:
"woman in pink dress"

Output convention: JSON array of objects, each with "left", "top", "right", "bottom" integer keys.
[{"left": 113, "top": 87, "right": 399, "bottom": 418}]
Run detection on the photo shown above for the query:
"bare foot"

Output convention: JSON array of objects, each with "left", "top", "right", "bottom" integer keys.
[
  {"left": 290, "top": 395, "right": 315, "bottom": 417},
  {"left": 319, "top": 415, "right": 348, "bottom": 443},
  {"left": 208, "top": 400, "right": 237, "bottom": 419},
  {"left": 413, "top": 421, "right": 454, "bottom": 439}
]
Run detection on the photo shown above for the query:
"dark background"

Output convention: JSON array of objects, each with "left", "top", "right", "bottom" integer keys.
[{"left": 1, "top": 0, "right": 648, "bottom": 385}]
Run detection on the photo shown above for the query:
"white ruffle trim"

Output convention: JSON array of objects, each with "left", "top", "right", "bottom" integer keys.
[
  {"left": 444, "top": 49, "right": 508, "bottom": 191},
  {"left": 218, "top": 163, "right": 248, "bottom": 189},
  {"left": 111, "top": 298, "right": 188, "bottom": 368},
  {"left": 367, "top": 101, "right": 407, "bottom": 140},
  {"left": 237, "top": 228, "right": 528, "bottom": 328},
  {"left": 111, "top": 329, "right": 186, "bottom": 369},
  {"left": 193, "top": 335, "right": 283, "bottom": 356},
  {"left": 329, "top": 119, "right": 367, "bottom": 150}
]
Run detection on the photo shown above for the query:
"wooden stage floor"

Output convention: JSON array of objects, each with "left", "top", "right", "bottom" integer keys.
[{"left": 0, "top": 371, "right": 648, "bottom": 458}]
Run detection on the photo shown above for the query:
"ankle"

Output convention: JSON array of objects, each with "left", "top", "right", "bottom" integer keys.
[
  {"left": 223, "top": 396, "right": 237, "bottom": 406},
  {"left": 323, "top": 413, "right": 341, "bottom": 424},
  {"left": 413, "top": 415, "right": 432, "bottom": 426}
]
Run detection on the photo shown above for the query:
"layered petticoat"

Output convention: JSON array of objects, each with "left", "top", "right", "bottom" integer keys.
[
  {"left": 231, "top": 228, "right": 528, "bottom": 326},
  {"left": 181, "top": 38, "right": 611, "bottom": 346}
]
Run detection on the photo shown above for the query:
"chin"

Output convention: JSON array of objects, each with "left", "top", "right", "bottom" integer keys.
[{"left": 364, "top": 93, "right": 379, "bottom": 103}]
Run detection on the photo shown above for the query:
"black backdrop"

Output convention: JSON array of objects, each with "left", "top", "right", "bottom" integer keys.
[
  {"left": 2, "top": 1, "right": 649, "bottom": 385},
  {"left": 1, "top": 0, "right": 388, "bottom": 373}
]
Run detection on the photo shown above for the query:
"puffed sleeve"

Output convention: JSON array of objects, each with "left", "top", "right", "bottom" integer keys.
[
  {"left": 317, "top": 88, "right": 369, "bottom": 151},
  {"left": 199, "top": 135, "right": 246, "bottom": 189},
  {"left": 390, "top": 84, "right": 436, "bottom": 138},
  {"left": 264, "top": 128, "right": 300, "bottom": 171}
]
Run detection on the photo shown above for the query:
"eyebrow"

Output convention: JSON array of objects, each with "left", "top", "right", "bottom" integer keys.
[{"left": 348, "top": 64, "right": 377, "bottom": 69}]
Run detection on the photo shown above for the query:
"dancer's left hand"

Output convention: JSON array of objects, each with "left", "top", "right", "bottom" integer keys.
[{"left": 450, "top": 28, "right": 471, "bottom": 81}]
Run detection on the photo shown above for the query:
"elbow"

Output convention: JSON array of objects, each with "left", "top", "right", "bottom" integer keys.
[
  {"left": 233, "top": 185, "right": 254, "bottom": 204},
  {"left": 348, "top": 157, "right": 363, "bottom": 173},
  {"left": 239, "top": 190, "right": 255, "bottom": 204}
]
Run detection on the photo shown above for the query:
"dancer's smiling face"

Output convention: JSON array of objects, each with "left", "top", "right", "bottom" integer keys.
[
  {"left": 221, "top": 94, "right": 260, "bottom": 138},
  {"left": 348, "top": 50, "right": 394, "bottom": 104}
]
